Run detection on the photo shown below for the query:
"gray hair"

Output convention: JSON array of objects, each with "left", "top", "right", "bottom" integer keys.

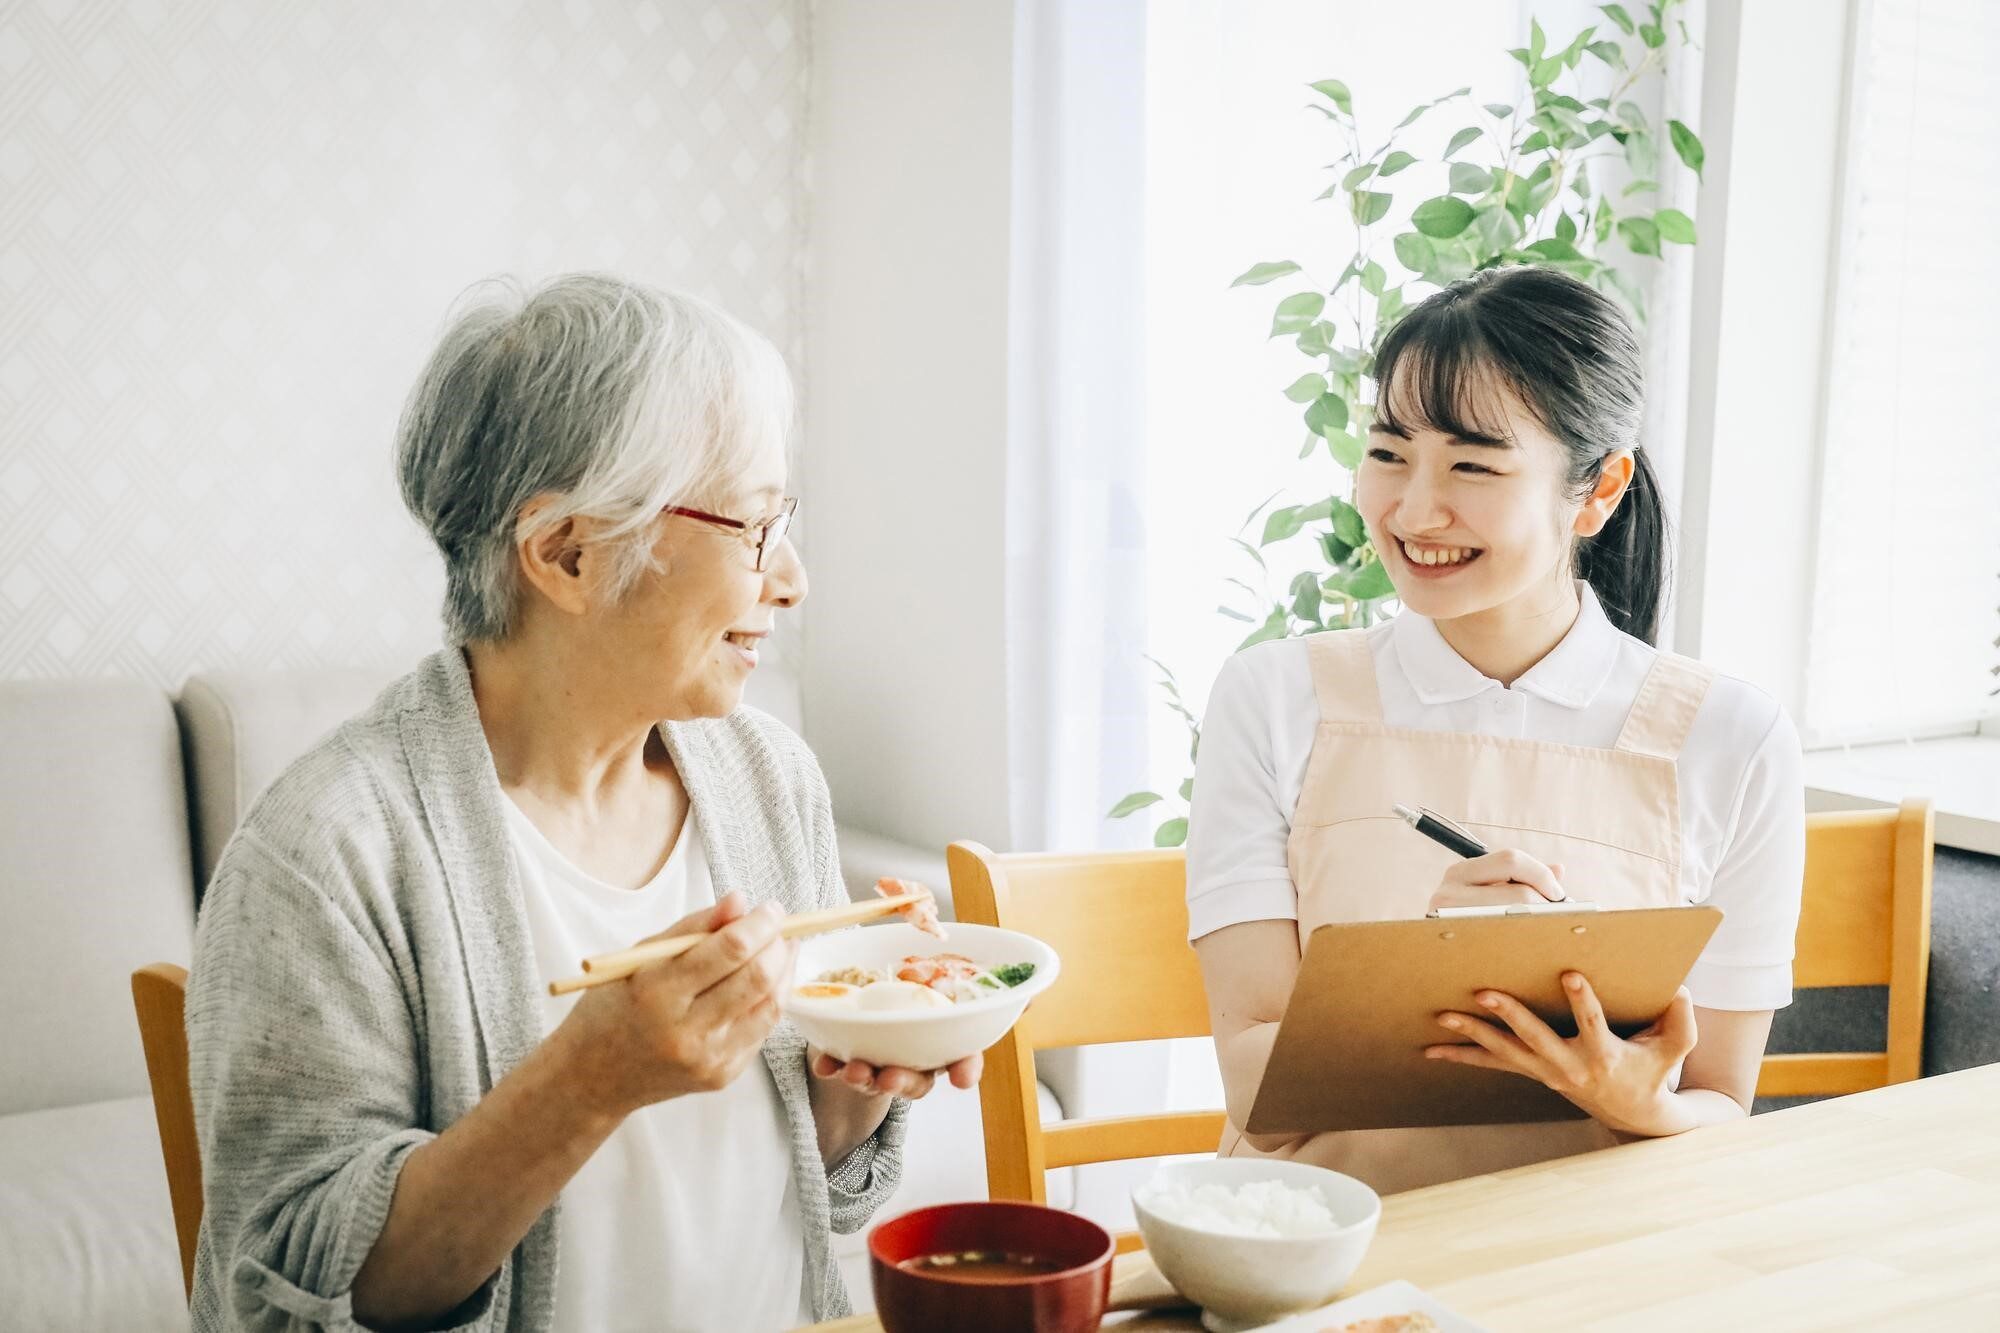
[{"left": 397, "top": 272, "right": 793, "bottom": 644}]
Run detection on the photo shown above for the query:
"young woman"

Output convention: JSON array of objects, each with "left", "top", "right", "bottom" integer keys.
[{"left": 1187, "top": 266, "right": 1804, "bottom": 1194}]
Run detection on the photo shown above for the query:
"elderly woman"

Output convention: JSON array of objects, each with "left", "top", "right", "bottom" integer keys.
[{"left": 185, "top": 273, "right": 974, "bottom": 1332}]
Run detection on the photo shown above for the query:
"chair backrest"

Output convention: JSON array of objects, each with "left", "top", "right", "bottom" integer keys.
[
  {"left": 947, "top": 842, "right": 1225, "bottom": 1241},
  {"left": 132, "top": 963, "right": 201, "bottom": 1301},
  {"left": 1756, "top": 798, "right": 1934, "bottom": 1099}
]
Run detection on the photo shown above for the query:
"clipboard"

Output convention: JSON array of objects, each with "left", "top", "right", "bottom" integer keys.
[{"left": 1244, "top": 905, "right": 1721, "bottom": 1134}]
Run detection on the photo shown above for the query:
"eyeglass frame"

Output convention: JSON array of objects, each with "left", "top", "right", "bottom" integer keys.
[{"left": 661, "top": 495, "right": 798, "bottom": 572}]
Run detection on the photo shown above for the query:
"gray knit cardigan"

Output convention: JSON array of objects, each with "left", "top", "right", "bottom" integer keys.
[{"left": 185, "top": 648, "right": 908, "bottom": 1331}]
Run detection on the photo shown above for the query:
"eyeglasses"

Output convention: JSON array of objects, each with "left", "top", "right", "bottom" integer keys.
[{"left": 662, "top": 496, "right": 798, "bottom": 572}]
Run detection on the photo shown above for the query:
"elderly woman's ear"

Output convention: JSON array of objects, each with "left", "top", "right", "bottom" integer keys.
[{"left": 514, "top": 498, "right": 610, "bottom": 618}]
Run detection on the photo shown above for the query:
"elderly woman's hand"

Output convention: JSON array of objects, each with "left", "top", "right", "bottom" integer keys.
[{"left": 555, "top": 891, "right": 797, "bottom": 1119}]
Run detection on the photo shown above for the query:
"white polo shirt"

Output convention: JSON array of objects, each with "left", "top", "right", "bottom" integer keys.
[{"left": 1186, "top": 585, "right": 1804, "bottom": 1012}]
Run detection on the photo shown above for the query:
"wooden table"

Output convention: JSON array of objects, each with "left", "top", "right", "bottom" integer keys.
[{"left": 800, "top": 1064, "right": 2000, "bottom": 1331}]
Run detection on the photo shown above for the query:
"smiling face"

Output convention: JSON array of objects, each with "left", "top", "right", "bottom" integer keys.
[
  {"left": 613, "top": 447, "right": 806, "bottom": 721},
  {"left": 1355, "top": 365, "right": 1584, "bottom": 626}
]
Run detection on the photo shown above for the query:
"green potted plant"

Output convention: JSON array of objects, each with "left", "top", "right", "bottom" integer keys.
[{"left": 1114, "top": 1, "right": 1705, "bottom": 847}]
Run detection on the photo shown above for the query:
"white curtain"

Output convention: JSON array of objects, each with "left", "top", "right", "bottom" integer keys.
[{"left": 1004, "top": 0, "right": 1154, "bottom": 854}]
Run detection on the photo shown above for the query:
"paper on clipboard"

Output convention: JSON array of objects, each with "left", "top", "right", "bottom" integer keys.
[{"left": 1244, "top": 905, "right": 1721, "bottom": 1135}]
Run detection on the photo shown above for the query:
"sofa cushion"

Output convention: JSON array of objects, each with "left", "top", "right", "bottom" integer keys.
[
  {"left": 176, "top": 669, "right": 389, "bottom": 888},
  {"left": 0, "top": 680, "right": 196, "bottom": 1115},
  {"left": 0, "top": 1093, "right": 185, "bottom": 1330}
]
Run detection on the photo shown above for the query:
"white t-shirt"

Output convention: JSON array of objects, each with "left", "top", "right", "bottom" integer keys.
[
  {"left": 1186, "top": 585, "right": 1804, "bottom": 1012},
  {"left": 505, "top": 798, "right": 812, "bottom": 1333}
]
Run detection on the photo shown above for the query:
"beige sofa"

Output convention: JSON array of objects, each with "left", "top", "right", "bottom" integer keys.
[{"left": 0, "top": 666, "right": 1073, "bottom": 1329}]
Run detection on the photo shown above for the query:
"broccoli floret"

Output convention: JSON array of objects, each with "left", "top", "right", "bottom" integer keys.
[{"left": 989, "top": 962, "right": 1037, "bottom": 988}]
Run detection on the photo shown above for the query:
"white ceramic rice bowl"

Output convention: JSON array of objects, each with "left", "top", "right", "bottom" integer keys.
[
  {"left": 786, "top": 922, "right": 1059, "bottom": 1071},
  {"left": 1132, "top": 1158, "right": 1382, "bottom": 1332}
]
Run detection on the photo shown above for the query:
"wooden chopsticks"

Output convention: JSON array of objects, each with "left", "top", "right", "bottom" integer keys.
[{"left": 546, "top": 890, "right": 930, "bottom": 996}]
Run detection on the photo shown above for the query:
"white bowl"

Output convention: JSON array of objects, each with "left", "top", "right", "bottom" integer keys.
[
  {"left": 1132, "top": 1158, "right": 1382, "bottom": 1333},
  {"left": 786, "top": 922, "right": 1060, "bottom": 1071}
]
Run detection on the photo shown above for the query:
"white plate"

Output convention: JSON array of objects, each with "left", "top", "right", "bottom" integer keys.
[{"left": 1245, "top": 1280, "right": 1491, "bottom": 1333}]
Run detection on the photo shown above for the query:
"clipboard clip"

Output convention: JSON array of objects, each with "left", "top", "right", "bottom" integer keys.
[{"left": 1426, "top": 900, "right": 1603, "bottom": 919}]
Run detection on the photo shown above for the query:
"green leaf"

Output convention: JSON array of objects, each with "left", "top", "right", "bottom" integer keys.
[
  {"left": 1437, "top": 129, "right": 1478, "bottom": 163},
  {"left": 1616, "top": 99, "right": 1648, "bottom": 129},
  {"left": 1304, "top": 392, "right": 1350, "bottom": 436},
  {"left": 1342, "top": 162, "right": 1378, "bottom": 190},
  {"left": 1600, "top": 3, "right": 1636, "bottom": 35},
  {"left": 1236, "top": 606, "right": 1289, "bottom": 651},
  {"left": 1298, "top": 434, "right": 1318, "bottom": 459},
  {"left": 1618, "top": 215, "right": 1661, "bottom": 256},
  {"left": 1530, "top": 17, "right": 1547, "bottom": 59},
  {"left": 1475, "top": 204, "right": 1525, "bottom": 254},
  {"left": 1526, "top": 236, "right": 1584, "bottom": 261},
  {"left": 1555, "top": 211, "right": 1578, "bottom": 243},
  {"left": 1269, "top": 291, "right": 1325, "bottom": 337},
  {"left": 1295, "top": 320, "right": 1337, "bottom": 357},
  {"left": 1654, "top": 207, "right": 1697, "bottom": 244},
  {"left": 1531, "top": 56, "right": 1563, "bottom": 88},
  {"left": 1284, "top": 372, "right": 1328, "bottom": 403},
  {"left": 1393, "top": 230, "right": 1437, "bottom": 272},
  {"left": 1320, "top": 531, "right": 1355, "bottom": 566},
  {"left": 1216, "top": 604, "right": 1255, "bottom": 623},
  {"left": 1179, "top": 777, "right": 1194, "bottom": 802},
  {"left": 1448, "top": 162, "right": 1492, "bottom": 194},
  {"left": 1623, "top": 128, "right": 1657, "bottom": 178},
  {"left": 1594, "top": 196, "right": 1614, "bottom": 243},
  {"left": 1350, "top": 190, "right": 1393, "bottom": 226},
  {"left": 1331, "top": 497, "right": 1367, "bottom": 547},
  {"left": 1153, "top": 816, "right": 1190, "bottom": 849},
  {"left": 1621, "top": 178, "right": 1659, "bottom": 197},
  {"left": 1519, "top": 130, "right": 1550, "bottom": 154},
  {"left": 1260, "top": 505, "right": 1306, "bottom": 545},
  {"left": 1558, "top": 26, "right": 1596, "bottom": 68},
  {"left": 1639, "top": 21, "right": 1665, "bottom": 47},
  {"left": 1290, "top": 570, "right": 1322, "bottom": 621},
  {"left": 1378, "top": 150, "right": 1418, "bottom": 177},
  {"left": 1324, "top": 428, "right": 1363, "bottom": 470},
  {"left": 1231, "top": 260, "right": 1302, "bottom": 287},
  {"left": 1309, "top": 79, "right": 1353, "bottom": 115},
  {"left": 1586, "top": 40, "right": 1623, "bottom": 65},
  {"left": 1359, "top": 259, "right": 1387, "bottom": 296},
  {"left": 1668, "top": 119, "right": 1705, "bottom": 179},
  {"left": 1376, "top": 286, "right": 1406, "bottom": 324},
  {"left": 1107, "top": 791, "right": 1164, "bottom": 818},
  {"left": 1343, "top": 559, "right": 1396, "bottom": 601},
  {"left": 1411, "top": 196, "right": 1476, "bottom": 238}
]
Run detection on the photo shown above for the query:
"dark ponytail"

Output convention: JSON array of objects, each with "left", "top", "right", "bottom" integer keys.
[{"left": 1372, "top": 265, "right": 1669, "bottom": 644}]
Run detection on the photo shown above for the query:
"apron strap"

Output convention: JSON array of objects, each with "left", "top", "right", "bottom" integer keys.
[
  {"left": 1613, "top": 652, "right": 1716, "bottom": 760},
  {"left": 1305, "top": 629, "right": 1384, "bottom": 726}
]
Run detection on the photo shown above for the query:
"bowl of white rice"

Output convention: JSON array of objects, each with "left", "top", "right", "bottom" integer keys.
[{"left": 1132, "top": 1159, "right": 1381, "bottom": 1331}]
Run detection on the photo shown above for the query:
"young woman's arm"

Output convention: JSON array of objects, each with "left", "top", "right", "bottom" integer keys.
[{"left": 1192, "top": 921, "right": 1305, "bottom": 1151}]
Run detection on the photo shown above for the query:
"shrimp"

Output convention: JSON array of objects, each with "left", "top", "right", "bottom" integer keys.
[
  {"left": 875, "top": 877, "right": 947, "bottom": 940},
  {"left": 896, "top": 952, "right": 980, "bottom": 992}
]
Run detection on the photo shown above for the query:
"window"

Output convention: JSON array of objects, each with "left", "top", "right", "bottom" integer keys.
[{"left": 1803, "top": 0, "right": 2000, "bottom": 746}]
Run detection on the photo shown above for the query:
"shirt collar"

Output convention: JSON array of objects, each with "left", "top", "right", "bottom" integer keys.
[{"left": 1387, "top": 582, "right": 1623, "bottom": 710}]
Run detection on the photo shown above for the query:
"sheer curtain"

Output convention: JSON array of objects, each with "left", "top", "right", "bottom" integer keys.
[
  {"left": 1804, "top": 0, "right": 2000, "bottom": 745},
  {"left": 1004, "top": 0, "right": 1153, "bottom": 854}
]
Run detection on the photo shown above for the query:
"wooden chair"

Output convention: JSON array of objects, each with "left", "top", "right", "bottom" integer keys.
[
  {"left": 131, "top": 962, "right": 202, "bottom": 1301},
  {"left": 1756, "top": 798, "right": 1934, "bottom": 1099},
  {"left": 947, "top": 842, "right": 1225, "bottom": 1252}
]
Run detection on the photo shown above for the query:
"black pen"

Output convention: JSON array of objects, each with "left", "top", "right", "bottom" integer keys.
[{"left": 1391, "top": 803, "right": 1488, "bottom": 859}]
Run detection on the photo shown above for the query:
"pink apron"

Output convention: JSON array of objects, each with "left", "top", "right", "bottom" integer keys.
[{"left": 1218, "top": 627, "right": 1715, "bottom": 1195}]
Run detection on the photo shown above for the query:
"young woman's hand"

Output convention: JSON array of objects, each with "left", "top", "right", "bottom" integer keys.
[
  {"left": 554, "top": 892, "right": 797, "bottom": 1120},
  {"left": 1426, "top": 849, "right": 1568, "bottom": 912},
  {"left": 1424, "top": 972, "right": 1702, "bottom": 1137}
]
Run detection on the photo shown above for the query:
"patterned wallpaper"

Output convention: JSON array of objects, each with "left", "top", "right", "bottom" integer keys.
[{"left": 0, "top": 0, "right": 808, "bottom": 688}]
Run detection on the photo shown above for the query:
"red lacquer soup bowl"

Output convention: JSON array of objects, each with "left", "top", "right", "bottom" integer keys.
[{"left": 869, "top": 1201, "right": 1116, "bottom": 1333}]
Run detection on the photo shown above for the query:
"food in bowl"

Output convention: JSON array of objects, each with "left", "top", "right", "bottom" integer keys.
[
  {"left": 787, "top": 922, "right": 1060, "bottom": 1070},
  {"left": 1134, "top": 1176, "right": 1339, "bottom": 1239},
  {"left": 797, "top": 953, "right": 1039, "bottom": 1007},
  {"left": 870, "top": 1201, "right": 1113, "bottom": 1333}
]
